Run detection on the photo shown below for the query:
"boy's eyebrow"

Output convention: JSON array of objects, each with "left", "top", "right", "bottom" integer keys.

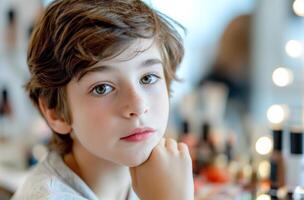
[
  {"left": 141, "top": 58, "right": 163, "bottom": 67},
  {"left": 77, "top": 66, "right": 112, "bottom": 81},
  {"left": 78, "top": 58, "right": 163, "bottom": 81}
]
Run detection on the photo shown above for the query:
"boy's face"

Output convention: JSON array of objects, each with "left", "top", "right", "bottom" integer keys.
[{"left": 66, "top": 39, "right": 169, "bottom": 167}]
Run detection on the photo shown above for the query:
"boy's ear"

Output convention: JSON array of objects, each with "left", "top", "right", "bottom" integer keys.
[{"left": 38, "top": 98, "right": 72, "bottom": 134}]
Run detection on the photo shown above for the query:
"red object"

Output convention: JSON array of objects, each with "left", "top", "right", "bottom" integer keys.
[{"left": 200, "top": 166, "right": 230, "bottom": 184}]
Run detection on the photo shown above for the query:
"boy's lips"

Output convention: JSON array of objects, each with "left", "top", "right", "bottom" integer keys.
[{"left": 120, "top": 127, "right": 156, "bottom": 142}]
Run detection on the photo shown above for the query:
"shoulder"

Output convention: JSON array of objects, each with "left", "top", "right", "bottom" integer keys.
[
  {"left": 12, "top": 173, "right": 86, "bottom": 200},
  {"left": 12, "top": 153, "right": 86, "bottom": 200}
]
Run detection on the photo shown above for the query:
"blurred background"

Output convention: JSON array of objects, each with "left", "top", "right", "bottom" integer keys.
[{"left": 1, "top": 0, "right": 304, "bottom": 199}]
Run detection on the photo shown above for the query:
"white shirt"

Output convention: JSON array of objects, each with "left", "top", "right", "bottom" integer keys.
[{"left": 12, "top": 152, "right": 139, "bottom": 200}]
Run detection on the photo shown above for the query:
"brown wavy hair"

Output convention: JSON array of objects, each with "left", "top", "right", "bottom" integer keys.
[{"left": 26, "top": 0, "right": 185, "bottom": 155}]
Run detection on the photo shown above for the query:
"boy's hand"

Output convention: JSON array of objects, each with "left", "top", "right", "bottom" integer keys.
[{"left": 130, "top": 138, "right": 194, "bottom": 200}]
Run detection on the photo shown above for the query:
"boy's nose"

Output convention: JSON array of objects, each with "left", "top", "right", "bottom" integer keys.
[{"left": 121, "top": 88, "right": 149, "bottom": 119}]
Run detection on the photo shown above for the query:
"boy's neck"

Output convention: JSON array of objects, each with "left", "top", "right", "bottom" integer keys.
[{"left": 64, "top": 140, "right": 131, "bottom": 200}]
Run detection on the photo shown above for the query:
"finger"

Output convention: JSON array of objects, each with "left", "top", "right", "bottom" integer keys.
[
  {"left": 178, "top": 142, "right": 191, "bottom": 156},
  {"left": 165, "top": 138, "right": 178, "bottom": 152},
  {"left": 178, "top": 142, "right": 189, "bottom": 152}
]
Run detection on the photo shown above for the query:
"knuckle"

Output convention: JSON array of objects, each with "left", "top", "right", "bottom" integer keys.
[
  {"left": 153, "top": 144, "right": 163, "bottom": 154},
  {"left": 166, "top": 139, "right": 178, "bottom": 153},
  {"left": 178, "top": 142, "right": 188, "bottom": 149},
  {"left": 166, "top": 138, "right": 176, "bottom": 144}
]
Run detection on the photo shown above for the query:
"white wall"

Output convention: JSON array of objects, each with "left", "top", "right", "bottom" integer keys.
[
  {"left": 251, "top": 0, "right": 304, "bottom": 126},
  {"left": 146, "top": 0, "right": 254, "bottom": 105}
]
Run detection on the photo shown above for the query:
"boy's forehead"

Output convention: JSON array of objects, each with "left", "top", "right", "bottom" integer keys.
[
  {"left": 114, "top": 38, "right": 159, "bottom": 61},
  {"left": 75, "top": 38, "right": 163, "bottom": 81},
  {"left": 94, "top": 38, "right": 161, "bottom": 66}
]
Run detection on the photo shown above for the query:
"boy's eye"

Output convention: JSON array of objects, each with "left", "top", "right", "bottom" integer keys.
[
  {"left": 92, "top": 84, "right": 114, "bottom": 96},
  {"left": 140, "top": 74, "right": 160, "bottom": 85}
]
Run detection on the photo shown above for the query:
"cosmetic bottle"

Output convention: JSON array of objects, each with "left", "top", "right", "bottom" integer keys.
[
  {"left": 196, "top": 122, "right": 213, "bottom": 170},
  {"left": 224, "top": 132, "right": 236, "bottom": 163},
  {"left": 179, "top": 120, "right": 197, "bottom": 162},
  {"left": 5, "top": 8, "right": 17, "bottom": 53},
  {"left": 196, "top": 122, "right": 229, "bottom": 183},
  {"left": 270, "top": 129, "right": 285, "bottom": 189},
  {"left": 268, "top": 129, "right": 287, "bottom": 200},
  {"left": 0, "top": 88, "right": 12, "bottom": 117},
  {"left": 292, "top": 186, "right": 304, "bottom": 200},
  {"left": 286, "top": 129, "right": 304, "bottom": 194}
]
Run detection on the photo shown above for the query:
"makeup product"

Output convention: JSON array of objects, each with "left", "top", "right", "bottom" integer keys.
[
  {"left": 5, "top": 8, "right": 17, "bottom": 52},
  {"left": 292, "top": 186, "right": 304, "bottom": 200},
  {"left": 268, "top": 129, "right": 287, "bottom": 200},
  {"left": 195, "top": 122, "right": 213, "bottom": 174},
  {"left": 179, "top": 120, "right": 197, "bottom": 162},
  {"left": 286, "top": 129, "right": 304, "bottom": 193},
  {"left": 0, "top": 88, "right": 12, "bottom": 117},
  {"left": 225, "top": 133, "right": 236, "bottom": 163},
  {"left": 269, "top": 129, "right": 285, "bottom": 189}
]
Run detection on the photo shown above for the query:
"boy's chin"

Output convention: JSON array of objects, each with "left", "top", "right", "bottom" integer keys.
[{"left": 124, "top": 150, "right": 152, "bottom": 167}]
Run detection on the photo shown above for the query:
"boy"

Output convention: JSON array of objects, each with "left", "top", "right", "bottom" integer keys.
[{"left": 13, "top": 0, "right": 194, "bottom": 199}]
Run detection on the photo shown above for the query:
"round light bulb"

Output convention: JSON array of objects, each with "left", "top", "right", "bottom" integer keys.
[
  {"left": 267, "top": 105, "right": 286, "bottom": 124},
  {"left": 256, "top": 194, "right": 271, "bottom": 200},
  {"left": 272, "top": 67, "right": 293, "bottom": 87},
  {"left": 285, "top": 40, "right": 303, "bottom": 58},
  {"left": 293, "top": 0, "right": 304, "bottom": 17},
  {"left": 256, "top": 136, "right": 273, "bottom": 155},
  {"left": 258, "top": 160, "right": 270, "bottom": 179}
]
